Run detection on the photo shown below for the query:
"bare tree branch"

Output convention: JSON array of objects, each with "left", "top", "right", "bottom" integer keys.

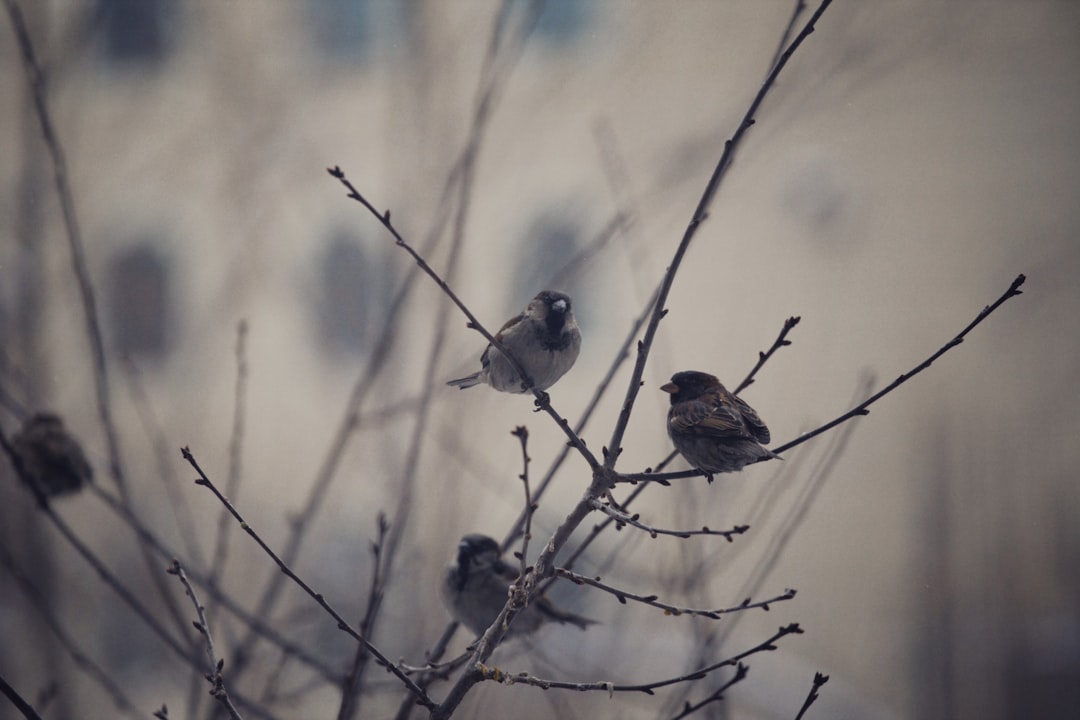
[
  {"left": 668, "top": 663, "right": 749, "bottom": 720},
  {"left": 602, "top": 0, "right": 835, "bottom": 473},
  {"left": 557, "top": 568, "right": 795, "bottom": 620},
  {"left": 327, "top": 165, "right": 600, "bottom": 471},
  {"left": 167, "top": 561, "right": 243, "bottom": 720},
  {"left": 180, "top": 447, "right": 436, "bottom": 711},
  {"left": 0, "top": 671, "right": 44, "bottom": 720},
  {"left": 510, "top": 426, "right": 536, "bottom": 580},
  {"left": 733, "top": 316, "right": 802, "bottom": 395},
  {"left": 335, "top": 512, "right": 391, "bottom": 720},
  {"left": 588, "top": 499, "right": 750, "bottom": 541},
  {"left": 473, "top": 624, "right": 801, "bottom": 695},
  {"left": 620, "top": 271, "right": 1027, "bottom": 484},
  {"left": 0, "top": 545, "right": 144, "bottom": 718},
  {"left": 794, "top": 672, "right": 830, "bottom": 720},
  {"left": 2, "top": 0, "right": 196, "bottom": 646}
]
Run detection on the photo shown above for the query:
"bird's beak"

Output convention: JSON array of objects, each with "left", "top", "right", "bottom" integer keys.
[
  {"left": 660, "top": 382, "right": 678, "bottom": 394},
  {"left": 552, "top": 299, "right": 567, "bottom": 313}
]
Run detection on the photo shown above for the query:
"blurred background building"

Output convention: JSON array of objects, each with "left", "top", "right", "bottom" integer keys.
[{"left": 1, "top": 1, "right": 1078, "bottom": 718}]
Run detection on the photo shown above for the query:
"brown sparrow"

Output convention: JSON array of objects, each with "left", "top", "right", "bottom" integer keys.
[
  {"left": 447, "top": 290, "right": 581, "bottom": 393},
  {"left": 661, "top": 371, "right": 779, "bottom": 474},
  {"left": 10, "top": 412, "right": 93, "bottom": 498},
  {"left": 441, "top": 534, "right": 595, "bottom": 638}
]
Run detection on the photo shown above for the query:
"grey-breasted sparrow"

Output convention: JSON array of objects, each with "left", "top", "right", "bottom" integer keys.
[
  {"left": 441, "top": 534, "right": 595, "bottom": 638},
  {"left": 10, "top": 412, "right": 93, "bottom": 498},
  {"left": 661, "top": 371, "right": 779, "bottom": 474},
  {"left": 447, "top": 290, "right": 581, "bottom": 393}
]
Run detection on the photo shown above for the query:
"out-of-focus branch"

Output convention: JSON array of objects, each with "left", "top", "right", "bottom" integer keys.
[
  {"left": 2, "top": 0, "right": 195, "bottom": 643},
  {"left": 180, "top": 447, "right": 435, "bottom": 711},
  {"left": 668, "top": 663, "right": 749, "bottom": 720},
  {"left": 0, "top": 671, "right": 44, "bottom": 720},
  {"left": 209, "top": 320, "right": 250, "bottom": 590},
  {"left": 82, "top": 482, "right": 337, "bottom": 679},
  {"left": 0, "top": 545, "right": 144, "bottom": 718}
]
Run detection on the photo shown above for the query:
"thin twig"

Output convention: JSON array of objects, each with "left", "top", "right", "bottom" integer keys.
[
  {"left": 180, "top": 447, "right": 435, "bottom": 711},
  {"left": 770, "top": 273, "right": 1026, "bottom": 456},
  {"left": 167, "top": 561, "right": 244, "bottom": 720},
  {"left": 336, "top": 512, "right": 391, "bottom": 720},
  {"left": 0, "top": 671, "right": 44, "bottom": 720},
  {"left": 794, "top": 672, "right": 830, "bottom": 720},
  {"left": 476, "top": 624, "right": 801, "bottom": 695},
  {"left": 389, "top": 624, "right": 464, "bottom": 720},
  {"left": 511, "top": 426, "right": 535, "bottom": 579},
  {"left": 733, "top": 316, "right": 802, "bottom": 395},
  {"left": 556, "top": 568, "right": 794, "bottom": 619},
  {"left": 765, "top": 1, "right": 809, "bottom": 76},
  {"left": 588, "top": 499, "right": 749, "bottom": 541},
  {"left": 668, "top": 663, "right": 750, "bottom": 720}
]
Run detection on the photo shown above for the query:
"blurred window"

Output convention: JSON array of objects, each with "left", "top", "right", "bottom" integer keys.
[
  {"left": 106, "top": 240, "right": 174, "bottom": 361},
  {"left": 308, "top": 0, "right": 381, "bottom": 64},
  {"left": 534, "top": 0, "right": 591, "bottom": 48},
  {"left": 96, "top": 0, "right": 177, "bottom": 67},
  {"left": 512, "top": 209, "right": 594, "bottom": 329},
  {"left": 313, "top": 227, "right": 392, "bottom": 358}
]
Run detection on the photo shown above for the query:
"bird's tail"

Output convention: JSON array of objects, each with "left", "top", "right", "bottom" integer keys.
[{"left": 447, "top": 373, "right": 482, "bottom": 389}]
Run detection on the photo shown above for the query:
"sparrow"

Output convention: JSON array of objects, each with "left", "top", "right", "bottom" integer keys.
[
  {"left": 661, "top": 371, "right": 779, "bottom": 474},
  {"left": 447, "top": 290, "right": 581, "bottom": 394},
  {"left": 441, "top": 534, "right": 595, "bottom": 639},
  {"left": 10, "top": 412, "right": 93, "bottom": 498}
]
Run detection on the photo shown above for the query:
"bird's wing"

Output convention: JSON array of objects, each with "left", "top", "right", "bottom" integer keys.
[
  {"left": 479, "top": 312, "right": 526, "bottom": 369},
  {"left": 732, "top": 394, "right": 771, "bottom": 444},
  {"left": 669, "top": 397, "right": 756, "bottom": 441}
]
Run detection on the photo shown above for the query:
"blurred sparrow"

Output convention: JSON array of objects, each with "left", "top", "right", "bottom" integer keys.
[
  {"left": 447, "top": 290, "right": 581, "bottom": 394},
  {"left": 10, "top": 412, "right": 93, "bottom": 498},
  {"left": 661, "top": 371, "right": 779, "bottom": 474},
  {"left": 441, "top": 534, "right": 595, "bottom": 639}
]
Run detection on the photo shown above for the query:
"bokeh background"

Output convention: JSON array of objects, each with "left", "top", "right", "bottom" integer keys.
[{"left": 1, "top": 1, "right": 1078, "bottom": 719}]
